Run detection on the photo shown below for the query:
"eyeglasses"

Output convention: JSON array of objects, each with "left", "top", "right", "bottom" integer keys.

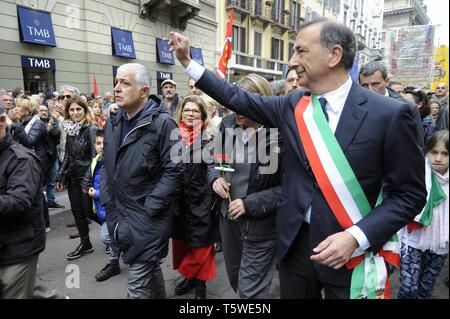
[
  {"left": 436, "top": 87, "right": 446, "bottom": 90},
  {"left": 182, "top": 109, "right": 200, "bottom": 114},
  {"left": 58, "top": 95, "right": 72, "bottom": 100}
]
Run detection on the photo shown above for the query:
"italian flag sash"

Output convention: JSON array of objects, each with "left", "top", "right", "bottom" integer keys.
[{"left": 294, "top": 94, "right": 400, "bottom": 299}]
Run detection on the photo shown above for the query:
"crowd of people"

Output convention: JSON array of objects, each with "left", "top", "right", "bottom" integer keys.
[{"left": 0, "top": 18, "right": 448, "bottom": 299}]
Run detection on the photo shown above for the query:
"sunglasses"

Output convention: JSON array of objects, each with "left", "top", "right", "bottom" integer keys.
[
  {"left": 58, "top": 95, "right": 73, "bottom": 100},
  {"left": 436, "top": 87, "right": 446, "bottom": 89}
]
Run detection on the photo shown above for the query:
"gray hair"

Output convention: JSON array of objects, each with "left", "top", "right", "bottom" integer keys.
[
  {"left": 359, "top": 61, "right": 388, "bottom": 80},
  {"left": 117, "top": 63, "right": 152, "bottom": 90},
  {"left": 60, "top": 85, "right": 80, "bottom": 96},
  {"left": 300, "top": 19, "right": 356, "bottom": 70}
]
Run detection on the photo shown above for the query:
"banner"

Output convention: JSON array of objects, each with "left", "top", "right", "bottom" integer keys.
[
  {"left": 215, "top": 9, "right": 234, "bottom": 79},
  {"left": 384, "top": 25, "right": 436, "bottom": 88}
]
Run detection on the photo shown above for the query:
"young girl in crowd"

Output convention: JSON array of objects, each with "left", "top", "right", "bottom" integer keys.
[{"left": 398, "top": 130, "right": 449, "bottom": 299}]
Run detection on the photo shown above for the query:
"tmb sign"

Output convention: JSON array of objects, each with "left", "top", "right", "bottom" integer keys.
[
  {"left": 17, "top": 5, "right": 56, "bottom": 47},
  {"left": 21, "top": 56, "right": 56, "bottom": 70}
]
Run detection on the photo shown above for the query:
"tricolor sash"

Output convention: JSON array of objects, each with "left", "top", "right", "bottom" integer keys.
[{"left": 294, "top": 93, "right": 400, "bottom": 299}]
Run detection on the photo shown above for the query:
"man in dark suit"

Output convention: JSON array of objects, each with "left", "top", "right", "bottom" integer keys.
[
  {"left": 169, "top": 19, "right": 426, "bottom": 299},
  {"left": 359, "top": 61, "right": 424, "bottom": 146}
]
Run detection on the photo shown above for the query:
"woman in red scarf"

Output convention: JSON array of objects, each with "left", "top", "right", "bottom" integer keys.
[{"left": 172, "top": 95, "right": 217, "bottom": 299}]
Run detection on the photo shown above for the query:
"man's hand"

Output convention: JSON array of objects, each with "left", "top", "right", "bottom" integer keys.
[
  {"left": 212, "top": 177, "right": 230, "bottom": 199},
  {"left": 310, "top": 231, "right": 358, "bottom": 270},
  {"left": 228, "top": 199, "right": 246, "bottom": 220},
  {"left": 168, "top": 32, "right": 192, "bottom": 68},
  {"left": 56, "top": 181, "right": 64, "bottom": 191}
]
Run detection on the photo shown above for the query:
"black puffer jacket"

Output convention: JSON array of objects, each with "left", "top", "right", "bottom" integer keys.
[
  {"left": 172, "top": 130, "right": 218, "bottom": 247},
  {"left": 100, "top": 96, "right": 184, "bottom": 264},
  {"left": 207, "top": 115, "right": 284, "bottom": 242},
  {"left": 56, "top": 123, "right": 97, "bottom": 189},
  {"left": 13, "top": 115, "right": 50, "bottom": 178},
  {"left": 0, "top": 132, "right": 46, "bottom": 265}
]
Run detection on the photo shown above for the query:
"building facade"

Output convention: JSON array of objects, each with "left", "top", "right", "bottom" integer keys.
[
  {"left": 0, "top": 0, "right": 217, "bottom": 96},
  {"left": 341, "top": 0, "right": 384, "bottom": 64},
  {"left": 382, "top": 0, "right": 430, "bottom": 54},
  {"left": 218, "top": 0, "right": 344, "bottom": 82}
]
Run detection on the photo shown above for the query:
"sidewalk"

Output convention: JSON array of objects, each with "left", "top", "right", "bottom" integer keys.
[{"left": 42, "top": 192, "right": 448, "bottom": 299}]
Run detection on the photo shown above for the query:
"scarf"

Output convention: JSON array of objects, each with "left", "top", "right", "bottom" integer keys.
[
  {"left": 179, "top": 121, "right": 203, "bottom": 146},
  {"left": 63, "top": 119, "right": 85, "bottom": 136},
  {"left": 418, "top": 169, "right": 449, "bottom": 253}
]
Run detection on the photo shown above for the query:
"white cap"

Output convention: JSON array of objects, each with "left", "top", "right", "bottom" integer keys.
[{"left": 160, "top": 79, "right": 176, "bottom": 88}]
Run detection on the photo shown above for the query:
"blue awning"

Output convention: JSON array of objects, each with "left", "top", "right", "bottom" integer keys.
[
  {"left": 111, "top": 27, "right": 136, "bottom": 59},
  {"left": 156, "top": 38, "right": 175, "bottom": 65},
  {"left": 190, "top": 47, "right": 204, "bottom": 66},
  {"left": 21, "top": 55, "right": 55, "bottom": 70},
  {"left": 17, "top": 5, "right": 56, "bottom": 47}
]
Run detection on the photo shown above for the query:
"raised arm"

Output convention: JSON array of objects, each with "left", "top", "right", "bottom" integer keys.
[{"left": 168, "top": 32, "right": 287, "bottom": 128}]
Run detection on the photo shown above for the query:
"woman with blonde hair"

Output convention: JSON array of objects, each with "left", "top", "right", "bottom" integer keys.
[
  {"left": 171, "top": 95, "right": 217, "bottom": 299},
  {"left": 12, "top": 97, "right": 52, "bottom": 231},
  {"left": 56, "top": 96, "right": 98, "bottom": 260},
  {"left": 208, "top": 73, "right": 282, "bottom": 298}
]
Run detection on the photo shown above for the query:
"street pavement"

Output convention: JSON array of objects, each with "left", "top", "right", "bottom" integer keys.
[{"left": 38, "top": 191, "right": 448, "bottom": 299}]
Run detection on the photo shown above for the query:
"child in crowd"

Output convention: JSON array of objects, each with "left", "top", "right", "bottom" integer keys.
[
  {"left": 88, "top": 130, "right": 121, "bottom": 281},
  {"left": 398, "top": 130, "right": 449, "bottom": 299}
]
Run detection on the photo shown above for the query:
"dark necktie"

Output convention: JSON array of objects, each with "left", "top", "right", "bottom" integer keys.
[{"left": 319, "top": 97, "right": 329, "bottom": 122}]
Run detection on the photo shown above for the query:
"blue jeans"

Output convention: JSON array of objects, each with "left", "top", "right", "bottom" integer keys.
[
  {"left": 100, "top": 222, "right": 120, "bottom": 262},
  {"left": 45, "top": 159, "right": 58, "bottom": 204}
]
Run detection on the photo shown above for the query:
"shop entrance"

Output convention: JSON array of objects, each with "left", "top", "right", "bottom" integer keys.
[{"left": 23, "top": 69, "right": 56, "bottom": 95}]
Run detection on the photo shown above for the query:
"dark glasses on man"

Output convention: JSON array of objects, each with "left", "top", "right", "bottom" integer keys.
[{"left": 58, "top": 95, "right": 72, "bottom": 100}]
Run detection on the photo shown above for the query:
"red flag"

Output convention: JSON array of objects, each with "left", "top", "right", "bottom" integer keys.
[
  {"left": 93, "top": 74, "right": 99, "bottom": 97},
  {"left": 215, "top": 9, "right": 234, "bottom": 79}
]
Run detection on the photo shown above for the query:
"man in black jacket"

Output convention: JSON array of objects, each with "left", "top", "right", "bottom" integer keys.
[
  {"left": 359, "top": 61, "right": 424, "bottom": 147},
  {"left": 0, "top": 104, "right": 46, "bottom": 298},
  {"left": 101, "top": 63, "right": 184, "bottom": 299}
]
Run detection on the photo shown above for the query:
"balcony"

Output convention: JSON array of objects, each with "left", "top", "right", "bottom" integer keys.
[
  {"left": 140, "top": 0, "right": 200, "bottom": 30},
  {"left": 355, "top": 32, "right": 366, "bottom": 50},
  {"left": 250, "top": 0, "right": 273, "bottom": 26},
  {"left": 230, "top": 51, "right": 287, "bottom": 76},
  {"left": 272, "top": 9, "right": 290, "bottom": 33},
  {"left": 226, "top": 0, "right": 251, "bottom": 16}
]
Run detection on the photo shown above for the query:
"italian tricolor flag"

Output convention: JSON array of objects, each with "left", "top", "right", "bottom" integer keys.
[{"left": 294, "top": 94, "right": 400, "bottom": 299}]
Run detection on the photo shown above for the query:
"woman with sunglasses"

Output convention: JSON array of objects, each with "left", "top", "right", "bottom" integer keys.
[
  {"left": 171, "top": 95, "right": 217, "bottom": 299},
  {"left": 56, "top": 96, "right": 98, "bottom": 260}
]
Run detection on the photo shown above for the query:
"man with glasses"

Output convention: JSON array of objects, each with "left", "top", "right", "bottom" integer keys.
[{"left": 434, "top": 83, "right": 448, "bottom": 109}]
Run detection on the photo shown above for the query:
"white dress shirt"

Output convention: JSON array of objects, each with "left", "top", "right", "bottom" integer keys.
[{"left": 185, "top": 59, "right": 371, "bottom": 250}]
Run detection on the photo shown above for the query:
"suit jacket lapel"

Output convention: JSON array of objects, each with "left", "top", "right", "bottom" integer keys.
[{"left": 334, "top": 83, "right": 368, "bottom": 152}]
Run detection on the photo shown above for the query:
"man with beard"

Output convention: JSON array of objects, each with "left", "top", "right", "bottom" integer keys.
[{"left": 161, "top": 79, "right": 180, "bottom": 116}]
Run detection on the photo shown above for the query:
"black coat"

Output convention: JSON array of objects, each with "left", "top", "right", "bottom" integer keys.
[
  {"left": 100, "top": 96, "right": 184, "bottom": 264},
  {"left": 172, "top": 131, "right": 218, "bottom": 247},
  {"left": 57, "top": 123, "right": 97, "bottom": 189},
  {"left": 0, "top": 133, "right": 46, "bottom": 265},
  {"left": 207, "top": 116, "right": 283, "bottom": 242},
  {"left": 13, "top": 116, "right": 51, "bottom": 179}
]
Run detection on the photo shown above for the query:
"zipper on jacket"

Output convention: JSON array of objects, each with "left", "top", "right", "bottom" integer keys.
[{"left": 122, "top": 120, "right": 152, "bottom": 145}]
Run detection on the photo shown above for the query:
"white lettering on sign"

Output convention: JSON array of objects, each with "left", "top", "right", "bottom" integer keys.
[
  {"left": 26, "top": 26, "right": 50, "bottom": 38},
  {"left": 161, "top": 51, "right": 172, "bottom": 59},
  {"left": 159, "top": 72, "right": 171, "bottom": 79},
  {"left": 118, "top": 43, "right": 133, "bottom": 52},
  {"left": 27, "top": 57, "right": 51, "bottom": 69}
]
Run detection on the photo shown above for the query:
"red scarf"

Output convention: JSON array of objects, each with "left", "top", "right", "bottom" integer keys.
[{"left": 179, "top": 121, "right": 203, "bottom": 146}]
